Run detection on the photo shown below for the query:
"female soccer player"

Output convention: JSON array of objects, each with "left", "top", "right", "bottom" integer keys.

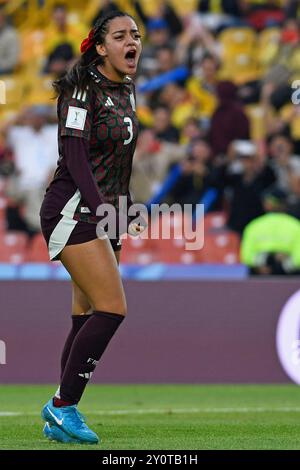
[{"left": 39, "top": 11, "right": 144, "bottom": 444}]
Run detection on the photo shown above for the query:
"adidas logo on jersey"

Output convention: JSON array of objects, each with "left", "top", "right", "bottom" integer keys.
[
  {"left": 80, "top": 206, "right": 91, "bottom": 213},
  {"left": 79, "top": 372, "right": 93, "bottom": 380},
  {"left": 105, "top": 97, "right": 114, "bottom": 107}
]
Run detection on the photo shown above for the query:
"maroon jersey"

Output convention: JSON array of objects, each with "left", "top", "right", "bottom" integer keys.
[{"left": 40, "top": 65, "right": 139, "bottom": 224}]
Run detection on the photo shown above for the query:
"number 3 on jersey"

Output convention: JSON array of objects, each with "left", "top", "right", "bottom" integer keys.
[{"left": 124, "top": 117, "right": 133, "bottom": 145}]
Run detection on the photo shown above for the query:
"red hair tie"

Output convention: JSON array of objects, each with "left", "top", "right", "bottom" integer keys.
[{"left": 80, "top": 30, "right": 95, "bottom": 54}]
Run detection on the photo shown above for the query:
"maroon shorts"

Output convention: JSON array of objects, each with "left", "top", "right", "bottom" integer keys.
[{"left": 40, "top": 213, "right": 122, "bottom": 261}]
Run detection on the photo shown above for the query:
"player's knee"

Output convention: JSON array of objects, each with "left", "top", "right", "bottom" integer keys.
[
  {"left": 108, "top": 299, "right": 127, "bottom": 316},
  {"left": 72, "top": 308, "right": 92, "bottom": 315},
  {"left": 94, "top": 297, "right": 127, "bottom": 317},
  {"left": 72, "top": 301, "right": 91, "bottom": 315},
  {"left": 72, "top": 287, "right": 90, "bottom": 314}
]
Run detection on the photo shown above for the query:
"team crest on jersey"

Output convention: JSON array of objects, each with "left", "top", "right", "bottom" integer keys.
[
  {"left": 66, "top": 106, "right": 87, "bottom": 131},
  {"left": 130, "top": 93, "right": 136, "bottom": 112}
]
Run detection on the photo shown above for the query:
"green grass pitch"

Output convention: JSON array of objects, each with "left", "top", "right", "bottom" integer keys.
[{"left": 0, "top": 384, "right": 300, "bottom": 450}]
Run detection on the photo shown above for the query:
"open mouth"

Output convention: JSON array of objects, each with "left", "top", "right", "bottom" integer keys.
[{"left": 125, "top": 49, "right": 137, "bottom": 67}]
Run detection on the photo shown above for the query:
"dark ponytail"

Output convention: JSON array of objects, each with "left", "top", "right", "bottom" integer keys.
[{"left": 53, "top": 10, "right": 134, "bottom": 97}]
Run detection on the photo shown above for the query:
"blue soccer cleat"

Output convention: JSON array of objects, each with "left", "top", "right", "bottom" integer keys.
[
  {"left": 41, "top": 399, "right": 99, "bottom": 444},
  {"left": 43, "top": 422, "right": 82, "bottom": 444}
]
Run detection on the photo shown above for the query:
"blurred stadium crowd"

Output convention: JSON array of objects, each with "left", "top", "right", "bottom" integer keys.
[{"left": 0, "top": 0, "right": 299, "bottom": 274}]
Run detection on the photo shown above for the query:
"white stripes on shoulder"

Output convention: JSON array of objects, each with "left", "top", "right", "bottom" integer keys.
[{"left": 72, "top": 87, "right": 88, "bottom": 102}]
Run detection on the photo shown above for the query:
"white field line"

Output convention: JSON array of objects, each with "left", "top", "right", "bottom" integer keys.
[{"left": 1, "top": 407, "right": 300, "bottom": 417}]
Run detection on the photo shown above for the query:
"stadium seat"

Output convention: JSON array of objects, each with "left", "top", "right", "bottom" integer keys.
[
  {"left": 197, "top": 231, "right": 240, "bottom": 264},
  {"left": 150, "top": 212, "right": 203, "bottom": 263},
  {"left": 120, "top": 212, "right": 204, "bottom": 264},
  {"left": 168, "top": 0, "right": 197, "bottom": 15},
  {"left": 219, "top": 27, "right": 259, "bottom": 83},
  {"left": 150, "top": 211, "right": 184, "bottom": 238},
  {"left": 154, "top": 237, "right": 198, "bottom": 264},
  {"left": 219, "top": 53, "right": 260, "bottom": 84},
  {"left": 247, "top": 8, "right": 284, "bottom": 31},
  {"left": 0, "top": 231, "right": 28, "bottom": 263},
  {"left": 26, "top": 233, "right": 49, "bottom": 262},
  {"left": 121, "top": 235, "right": 158, "bottom": 265},
  {"left": 257, "top": 27, "right": 280, "bottom": 71},
  {"left": 204, "top": 212, "right": 227, "bottom": 232},
  {"left": 219, "top": 27, "right": 257, "bottom": 56}
]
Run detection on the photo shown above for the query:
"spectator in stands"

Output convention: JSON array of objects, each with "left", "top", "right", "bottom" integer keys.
[
  {"left": 177, "top": 17, "right": 219, "bottom": 71},
  {"left": 278, "top": 18, "right": 300, "bottom": 79},
  {"left": 281, "top": 17, "right": 300, "bottom": 46},
  {"left": 186, "top": 53, "right": 219, "bottom": 126},
  {"left": 197, "top": 0, "right": 244, "bottom": 31},
  {"left": 0, "top": 6, "right": 19, "bottom": 75},
  {"left": 138, "top": 18, "right": 171, "bottom": 78},
  {"left": 4, "top": 106, "right": 58, "bottom": 237},
  {"left": 166, "top": 138, "right": 214, "bottom": 207},
  {"left": 268, "top": 133, "right": 300, "bottom": 192},
  {"left": 156, "top": 45, "right": 177, "bottom": 73},
  {"left": 241, "top": 188, "right": 300, "bottom": 275},
  {"left": 92, "top": 0, "right": 119, "bottom": 27},
  {"left": 133, "top": 0, "right": 183, "bottom": 37},
  {"left": 214, "top": 140, "right": 276, "bottom": 234},
  {"left": 131, "top": 129, "right": 185, "bottom": 203},
  {"left": 0, "top": 132, "right": 14, "bottom": 177},
  {"left": 44, "top": 42, "right": 74, "bottom": 76},
  {"left": 286, "top": 165, "right": 300, "bottom": 219},
  {"left": 198, "top": 0, "right": 242, "bottom": 16},
  {"left": 209, "top": 81, "right": 250, "bottom": 156},
  {"left": 285, "top": 0, "right": 300, "bottom": 18},
  {"left": 43, "top": 3, "right": 88, "bottom": 75},
  {"left": 261, "top": 19, "right": 300, "bottom": 109},
  {"left": 158, "top": 82, "right": 197, "bottom": 129},
  {"left": 152, "top": 105, "right": 179, "bottom": 143},
  {"left": 180, "top": 117, "right": 205, "bottom": 144}
]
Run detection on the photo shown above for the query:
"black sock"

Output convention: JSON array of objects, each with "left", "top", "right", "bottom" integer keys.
[
  {"left": 60, "top": 315, "right": 91, "bottom": 379},
  {"left": 58, "top": 311, "right": 124, "bottom": 405}
]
